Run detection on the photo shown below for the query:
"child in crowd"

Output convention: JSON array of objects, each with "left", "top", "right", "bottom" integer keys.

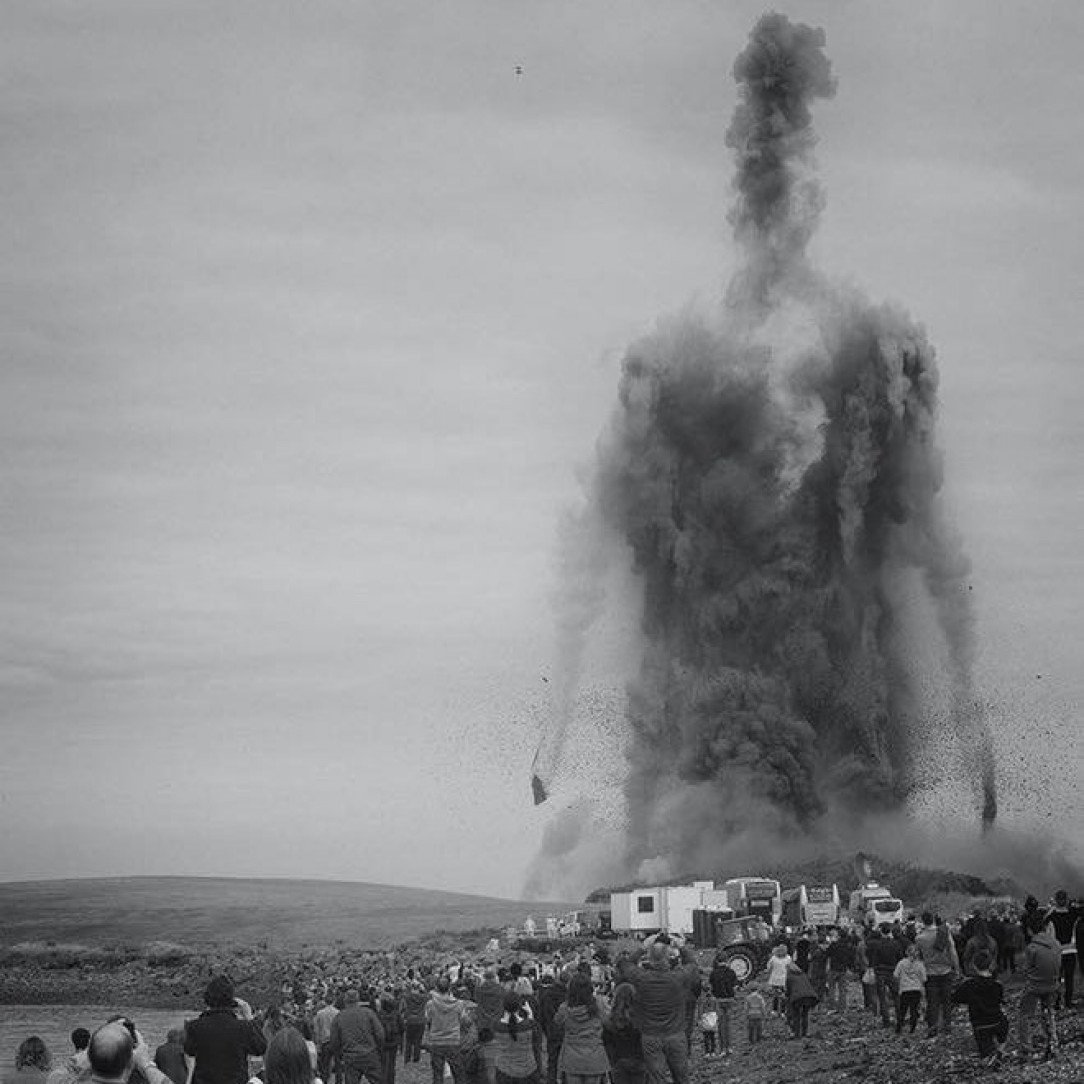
[
  {"left": 950, "top": 949, "right": 1008, "bottom": 1065},
  {"left": 893, "top": 944, "right": 927, "bottom": 1034},
  {"left": 696, "top": 991, "right": 718, "bottom": 1057},
  {"left": 765, "top": 944, "right": 793, "bottom": 1015},
  {"left": 744, "top": 985, "right": 767, "bottom": 1046}
]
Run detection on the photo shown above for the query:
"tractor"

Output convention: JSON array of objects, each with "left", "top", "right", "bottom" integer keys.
[{"left": 712, "top": 915, "right": 773, "bottom": 983}]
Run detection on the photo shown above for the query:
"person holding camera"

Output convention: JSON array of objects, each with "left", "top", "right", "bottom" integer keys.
[
  {"left": 86, "top": 1021, "right": 174, "bottom": 1084},
  {"left": 184, "top": 975, "right": 268, "bottom": 1084}
]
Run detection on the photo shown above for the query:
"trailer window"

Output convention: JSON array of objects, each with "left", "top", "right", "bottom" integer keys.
[
  {"left": 637, "top": 897, "right": 655, "bottom": 914},
  {"left": 873, "top": 901, "right": 898, "bottom": 912}
]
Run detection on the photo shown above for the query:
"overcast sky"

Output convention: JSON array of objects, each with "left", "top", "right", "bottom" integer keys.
[{"left": 2, "top": 1, "right": 1081, "bottom": 899}]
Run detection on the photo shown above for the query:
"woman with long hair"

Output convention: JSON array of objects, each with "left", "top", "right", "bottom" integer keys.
[
  {"left": 554, "top": 973, "right": 609, "bottom": 1084},
  {"left": 264, "top": 1027, "right": 316, "bottom": 1084},
  {"left": 601, "top": 983, "right": 643, "bottom": 1084},
  {"left": 492, "top": 991, "right": 542, "bottom": 1084}
]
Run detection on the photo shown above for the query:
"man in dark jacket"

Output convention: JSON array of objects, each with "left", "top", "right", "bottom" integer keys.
[
  {"left": 184, "top": 976, "right": 266, "bottom": 1084},
  {"left": 536, "top": 971, "right": 568, "bottom": 1084},
  {"left": 824, "top": 930, "right": 855, "bottom": 1010},
  {"left": 330, "top": 989, "right": 385, "bottom": 1084},
  {"left": 1045, "top": 890, "right": 1082, "bottom": 1009},
  {"left": 628, "top": 942, "right": 698, "bottom": 1084},
  {"left": 472, "top": 968, "right": 504, "bottom": 1084},
  {"left": 867, "top": 929, "right": 904, "bottom": 1028}
]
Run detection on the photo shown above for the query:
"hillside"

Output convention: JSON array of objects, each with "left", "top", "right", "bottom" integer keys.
[{"left": 0, "top": 876, "right": 575, "bottom": 951}]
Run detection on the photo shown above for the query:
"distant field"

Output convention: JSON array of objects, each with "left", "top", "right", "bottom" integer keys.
[{"left": 0, "top": 877, "right": 577, "bottom": 950}]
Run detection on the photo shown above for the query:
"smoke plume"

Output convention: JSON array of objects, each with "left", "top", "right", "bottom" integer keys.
[{"left": 527, "top": 13, "right": 998, "bottom": 894}]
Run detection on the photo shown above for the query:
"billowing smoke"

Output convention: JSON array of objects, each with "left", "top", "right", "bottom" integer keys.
[{"left": 528, "top": 13, "right": 999, "bottom": 893}]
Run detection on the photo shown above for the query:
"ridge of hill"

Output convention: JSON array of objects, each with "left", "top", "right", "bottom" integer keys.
[{"left": 0, "top": 875, "right": 575, "bottom": 951}]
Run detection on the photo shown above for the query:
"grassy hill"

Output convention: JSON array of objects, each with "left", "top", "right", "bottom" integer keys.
[{"left": 0, "top": 876, "right": 576, "bottom": 952}]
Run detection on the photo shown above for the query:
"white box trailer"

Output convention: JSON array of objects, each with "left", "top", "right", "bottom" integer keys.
[
  {"left": 611, "top": 887, "right": 666, "bottom": 934},
  {"left": 610, "top": 883, "right": 724, "bottom": 936}
]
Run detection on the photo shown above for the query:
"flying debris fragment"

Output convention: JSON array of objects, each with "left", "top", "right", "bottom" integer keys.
[{"left": 531, "top": 773, "right": 548, "bottom": 805}]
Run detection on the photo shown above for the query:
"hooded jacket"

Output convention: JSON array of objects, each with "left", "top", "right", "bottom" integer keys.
[
  {"left": 184, "top": 1007, "right": 267, "bottom": 1084},
  {"left": 425, "top": 992, "right": 468, "bottom": 1047},
  {"left": 1023, "top": 928, "right": 1062, "bottom": 993},
  {"left": 554, "top": 1004, "right": 609, "bottom": 1076}
]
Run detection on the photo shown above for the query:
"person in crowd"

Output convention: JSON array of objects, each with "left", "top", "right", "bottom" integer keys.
[
  {"left": 867, "top": 927, "right": 903, "bottom": 1029},
  {"left": 312, "top": 995, "right": 339, "bottom": 1084},
  {"left": 401, "top": 982, "right": 429, "bottom": 1067},
  {"left": 807, "top": 933, "right": 828, "bottom": 1005},
  {"left": 473, "top": 967, "right": 505, "bottom": 1084},
  {"left": 423, "top": 976, "right": 470, "bottom": 1084},
  {"left": 950, "top": 950, "right": 1008, "bottom": 1066},
  {"left": 892, "top": 944, "right": 927, "bottom": 1035},
  {"left": 46, "top": 1031, "right": 91, "bottom": 1084},
  {"left": 694, "top": 990, "right": 717, "bottom": 1057},
  {"left": 625, "top": 940, "right": 698, "bottom": 1084},
  {"left": 553, "top": 973, "right": 608, "bottom": 1084},
  {"left": 784, "top": 962, "right": 818, "bottom": 1040},
  {"left": 855, "top": 936, "right": 876, "bottom": 1015},
  {"left": 492, "top": 992, "right": 543, "bottom": 1084},
  {"left": 153, "top": 1031, "right": 187, "bottom": 1084},
  {"left": 376, "top": 998, "right": 402, "bottom": 1084},
  {"left": 329, "top": 989, "right": 384, "bottom": 1084},
  {"left": 185, "top": 975, "right": 268, "bottom": 1084},
  {"left": 915, "top": 913, "right": 959, "bottom": 1037},
  {"left": 1045, "top": 889, "right": 1082, "bottom": 1009},
  {"left": 706, "top": 956, "right": 737, "bottom": 1057},
  {"left": 764, "top": 944, "right": 792, "bottom": 1017},
  {"left": 962, "top": 916, "right": 999, "bottom": 978},
  {"left": 743, "top": 986, "right": 766, "bottom": 1047},
  {"left": 601, "top": 983, "right": 643, "bottom": 1084},
  {"left": 536, "top": 970, "right": 568, "bottom": 1084},
  {"left": 9, "top": 1039, "right": 51, "bottom": 1084},
  {"left": 86, "top": 1022, "right": 176, "bottom": 1084},
  {"left": 824, "top": 930, "right": 853, "bottom": 1011},
  {"left": 1017, "top": 909, "right": 1062, "bottom": 1057},
  {"left": 794, "top": 930, "right": 812, "bottom": 973},
  {"left": 263, "top": 1029, "right": 316, "bottom": 1084}
]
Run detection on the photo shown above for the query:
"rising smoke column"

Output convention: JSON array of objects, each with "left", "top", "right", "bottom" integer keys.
[{"left": 536, "top": 13, "right": 997, "bottom": 886}]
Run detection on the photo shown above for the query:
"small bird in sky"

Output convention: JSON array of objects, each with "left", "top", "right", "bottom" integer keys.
[{"left": 514, "top": 65, "right": 524, "bottom": 76}]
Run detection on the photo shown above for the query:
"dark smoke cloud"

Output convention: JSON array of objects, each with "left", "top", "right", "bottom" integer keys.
[{"left": 529, "top": 14, "right": 999, "bottom": 894}]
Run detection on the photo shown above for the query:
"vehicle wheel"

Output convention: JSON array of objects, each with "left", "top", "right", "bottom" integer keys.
[{"left": 723, "top": 947, "right": 757, "bottom": 983}]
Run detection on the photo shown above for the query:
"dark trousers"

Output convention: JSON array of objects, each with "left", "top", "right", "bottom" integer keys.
[
  {"left": 381, "top": 1047, "right": 397, "bottom": 1084},
  {"left": 404, "top": 1024, "right": 425, "bottom": 1064},
  {"left": 344, "top": 1058, "right": 383, "bottom": 1084},
  {"left": 608, "top": 1060, "right": 645, "bottom": 1084},
  {"left": 544, "top": 1039, "right": 561, "bottom": 1084},
  {"left": 788, "top": 1003, "right": 810, "bottom": 1037},
  {"left": 973, "top": 1016, "right": 1009, "bottom": 1057},
  {"left": 897, "top": 991, "right": 921, "bottom": 1032},
  {"left": 925, "top": 974, "right": 954, "bottom": 1034},
  {"left": 429, "top": 1045, "right": 463, "bottom": 1084},
  {"left": 701, "top": 1029, "right": 715, "bottom": 1054},
  {"left": 873, "top": 973, "right": 896, "bottom": 1025}
]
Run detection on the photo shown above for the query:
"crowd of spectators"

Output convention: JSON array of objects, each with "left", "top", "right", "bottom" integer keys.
[{"left": 4, "top": 890, "right": 1081, "bottom": 1084}]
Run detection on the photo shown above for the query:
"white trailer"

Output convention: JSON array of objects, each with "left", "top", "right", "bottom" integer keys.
[{"left": 610, "top": 882, "right": 725, "bottom": 936}]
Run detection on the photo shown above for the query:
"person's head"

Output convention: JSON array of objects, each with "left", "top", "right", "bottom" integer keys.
[
  {"left": 906, "top": 944, "right": 920, "bottom": 960},
  {"left": 87, "top": 1024, "right": 134, "bottom": 1081},
  {"left": 1028, "top": 911, "right": 1050, "bottom": 937},
  {"left": 1055, "top": 889, "right": 1069, "bottom": 908},
  {"left": 920, "top": 911, "right": 934, "bottom": 927},
  {"left": 204, "top": 974, "right": 236, "bottom": 1010},
  {"left": 71, "top": 1030, "right": 91, "bottom": 1053},
  {"left": 15, "top": 1038, "right": 51, "bottom": 1073},
  {"left": 972, "top": 949, "right": 993, "bottom": 975},
  {"left": 435, "top": 976, "right": 451, "bottom": 995},
  {"left": 565, "top": 972, "right": 598, "bottom": 1015},
  {"left": 380, "top": 996, "right": 396, "bottom": 1014},
  {"left": 647, "top": 942, "right": 669, "bottom": 969},
  {"left": 343, "top": 988, "right": 360, "bottom": 1006},
  {"left": 971, "top": 916, "right": 988, "bottom": 938},
  {"left": 772, "top": 944, "right": 787, "bottom": 957},
  {"left": 264, "top": 1027, "right": 314, "bottom": 1084}
]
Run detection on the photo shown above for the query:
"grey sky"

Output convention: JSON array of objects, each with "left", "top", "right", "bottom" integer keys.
[{"left": 1, "top": 1, "right": 1081, "bottom": 897}]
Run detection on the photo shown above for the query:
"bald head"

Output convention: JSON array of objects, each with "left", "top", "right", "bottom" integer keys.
[{"left": 88, "top": 1023, "right": 134, "bottom": 1081}]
